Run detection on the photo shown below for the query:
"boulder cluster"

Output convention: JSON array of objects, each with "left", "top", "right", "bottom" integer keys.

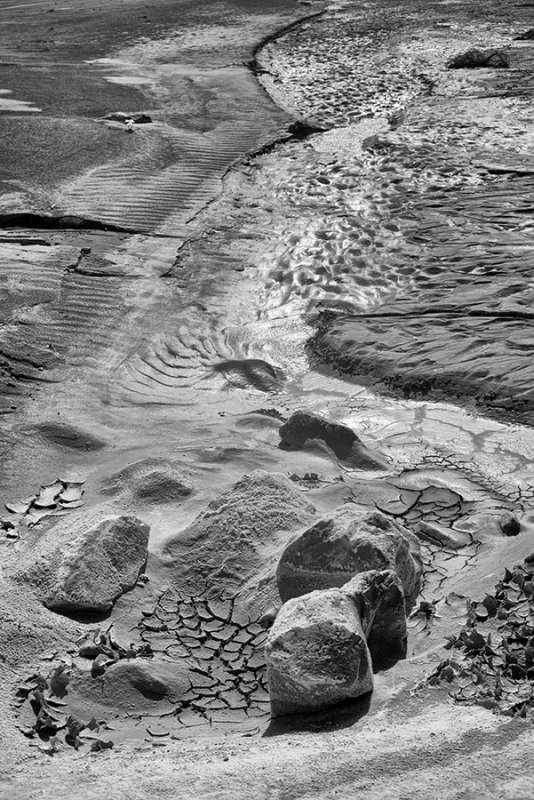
[
  {"left": 266, "top": 503, "right": 421, "bottom": 716},
  {"left": 12, "top": 410, "right": 423, "bottom": 724},
  {"left": 264, "top": 410, "right": 421, "bottom": 717}
]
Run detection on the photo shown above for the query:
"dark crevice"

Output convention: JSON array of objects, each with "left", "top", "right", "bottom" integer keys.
[
  {"left": 0, "top": 236, "right": 51, "bottom": 246},
  {"left": 0, "top": 213, "right": 137, "bottom": 234},
  {"left": 249, "top": 7, "right": 328, "bottom": 76},
  {"left": 318, "top": 308, "right": 534, "bottom": 322}
]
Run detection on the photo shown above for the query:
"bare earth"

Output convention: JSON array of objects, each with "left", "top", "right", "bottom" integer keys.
[{"left": 2, "top": 0, "right": 534, "bottom": 797}]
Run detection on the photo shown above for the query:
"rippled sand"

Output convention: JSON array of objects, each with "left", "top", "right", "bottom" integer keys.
[
  {"left": 2, "top": 0, "right": 534, "bottom": 796},
  {"left": 258, "top": 1, "right": 534, "bottom": 423}
]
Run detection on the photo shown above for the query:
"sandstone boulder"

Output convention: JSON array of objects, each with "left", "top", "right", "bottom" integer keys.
[
  {"left": 343, "top": 570, "right": 407, "bottom": 664},
  {"left": 279, "top": 410, "right": 387, "bottom": 469},
  {"left": 16, "top": 514, "right": 149, "bottom": 612},
  {"left": 265, "top": 588, "right": 373, "bottom": 716},
  {"left": 277, "top": 505, "right": 421, "bottom": 609}
]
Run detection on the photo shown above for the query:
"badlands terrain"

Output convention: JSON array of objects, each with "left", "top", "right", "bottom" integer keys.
[{"left": 1, "top": 0, "right": 534, "bottom": 797}]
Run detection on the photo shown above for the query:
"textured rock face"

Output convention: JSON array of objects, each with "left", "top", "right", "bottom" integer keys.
[
  {"left": 17, "top": 515, "right": 149, "bottom": 612},
  {"left": 343, "top": 570, "right": 407, "bottom": 664},
  {"left": 277, "top": 505, "right": 421, "bottom": 609},
  {"left": 164, "top": 470, "right": 315, "bottom": 593},
  {"left": 279, "top": 410, "right": 387, "bottom": 469},
  {"left": 265, "top": 588, "right": 373, "bottom": 716}
]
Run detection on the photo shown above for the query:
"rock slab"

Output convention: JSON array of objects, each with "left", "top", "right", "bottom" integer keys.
[
  {"left": 17, "top": 514, "right": 149, "bottom": 612},
  {"left": 265, "top": 588, "right": 373, "bottom": 716},
  {"left": 277, "top": 505, "right": 421, "bottom": 609}
]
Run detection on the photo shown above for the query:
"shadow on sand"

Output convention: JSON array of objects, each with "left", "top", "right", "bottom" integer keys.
[{"left": 262, "top": 691, "right": 372, "bottom": 737}]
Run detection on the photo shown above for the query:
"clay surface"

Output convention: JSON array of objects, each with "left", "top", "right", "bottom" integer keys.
[{"left": 2, "top": 0, "right": 534, "bottom": 796}]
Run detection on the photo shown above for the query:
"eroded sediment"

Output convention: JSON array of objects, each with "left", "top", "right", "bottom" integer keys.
[{"left": 2, "top": 0, "right": 534, "bottom": 795}]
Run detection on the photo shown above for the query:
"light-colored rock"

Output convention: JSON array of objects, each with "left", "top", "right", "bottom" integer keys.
[
  {"left": 277, "top": 505, "right": 421, "bottom": 609},
  {"left": 265, "top": 588, "right": 373, "bottom": 716},
  {"left": 279, "top": 410, "right": 388, "bottom": 469},
  {"left": 16, "top": 514, "right": 149, "bottom": 612},
  {"left": 343, "top": 570, "right": 407, "bottom": 664}
]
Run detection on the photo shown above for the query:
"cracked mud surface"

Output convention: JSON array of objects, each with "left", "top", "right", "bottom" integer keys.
[{"left": 2, "top": 0, "right": 534, "bottom": 797}]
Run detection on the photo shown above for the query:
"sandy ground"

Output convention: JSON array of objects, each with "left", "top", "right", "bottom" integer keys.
[{"left": 2, "top": 0, "right": 534, "bottom": 796}]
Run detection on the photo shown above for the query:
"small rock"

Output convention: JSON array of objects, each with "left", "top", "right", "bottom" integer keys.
[
  {"left": 259, "top": 606, "right": 279, "bottom": 628},
  {"left": 103, "top": 112, "right": 153, "bottom": 124},
  {"left": 446, "top": 48, "right": 509, "bottom": 69},
  {"left": 414, "top": 520, "right": 471, "bottom": 549},
  {"left": 90, "top": 739, "right": 114, "bottom": 753},
  {"left": 279, "top": 410, "right": 387, "bottom": 469},
  {"left": 453, "top": 512, "right": 520, "bottom": 540},
  {"left": 265, "top": 588, "right": 373, "bottom": 716},
  {"left": 91, "top": 653, "right": 116, "bottom": 677},
  {"left": 146, "top": 725, "right": 170, "bottom": 737},
  {"left": 500, "top": 514, "right": 520, "bottom": 537}
]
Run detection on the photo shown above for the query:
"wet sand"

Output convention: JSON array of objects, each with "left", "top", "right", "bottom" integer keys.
[{"left": 2, "top": 0, "right": 534, "bottom": 797}]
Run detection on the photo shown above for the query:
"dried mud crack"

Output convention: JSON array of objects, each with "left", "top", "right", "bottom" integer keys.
[{"left": 2, "top": 0, "right": 534, "bottom": 796}]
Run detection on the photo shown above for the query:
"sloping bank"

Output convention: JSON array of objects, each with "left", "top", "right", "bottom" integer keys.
[{"left": 256, "top": 0, "right": 534, "bottom": 426}]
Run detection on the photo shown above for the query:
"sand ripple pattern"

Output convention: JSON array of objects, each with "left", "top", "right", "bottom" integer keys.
[
  {"left": 59, "top": 124, "right": 259, "bottom": 235},
  {"left": 254, "top": 5, "right": 534, "bottom": 422}
]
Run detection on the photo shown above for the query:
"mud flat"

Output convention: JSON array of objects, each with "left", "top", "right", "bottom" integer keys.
[{"left": 2, "top": 0, "right": 534, "bottom": 798}]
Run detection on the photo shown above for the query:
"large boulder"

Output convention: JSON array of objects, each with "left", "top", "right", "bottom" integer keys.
[
  {"left": 279, "top": 410, "right": 387, "bottom": 469},
  {"left": 277, "top": 505, "right": 421, "bottom": 609},
  {"left": 343, "top": 570, "right": 407, "bottom": 664},
  {"left": 265, "top": 588, "right": 373, "bottom": 716},
  {"left": 164, "top": 470, "right": 316, "bottom": 596},
  {"left": 15, "top": 514, "right": 149, "bottom": 612}
]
